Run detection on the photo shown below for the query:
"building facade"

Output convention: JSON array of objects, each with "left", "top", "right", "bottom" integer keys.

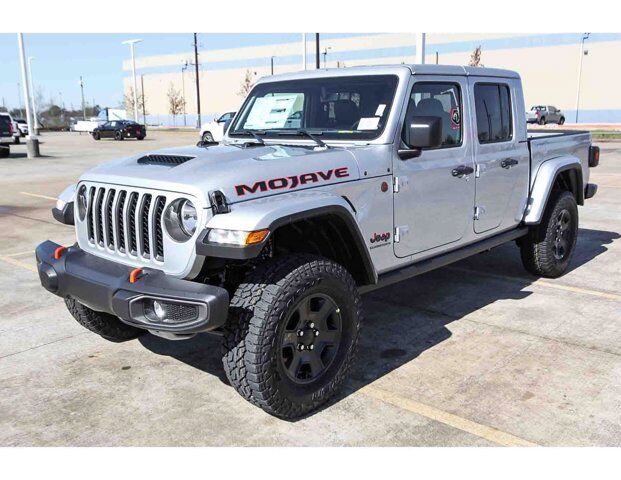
[{"left": 123, "top": 33, "right": 621, "bottom": 126}]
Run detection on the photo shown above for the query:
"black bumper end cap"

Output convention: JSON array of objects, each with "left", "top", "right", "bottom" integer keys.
[
  {"left": 52, "top": 202, "right": 74, "bottom": 225},
  {"left": 585, "top": 183, "right": 598, "bottom": 199}
]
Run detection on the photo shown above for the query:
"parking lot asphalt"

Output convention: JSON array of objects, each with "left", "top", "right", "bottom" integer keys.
[{"left": 1, "top": 132, "right": 620, "bottom": 446}]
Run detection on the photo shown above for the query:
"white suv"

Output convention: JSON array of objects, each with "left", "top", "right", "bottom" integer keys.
[{"left": 199, "top": 111, "right": 236, "bottom": 143}]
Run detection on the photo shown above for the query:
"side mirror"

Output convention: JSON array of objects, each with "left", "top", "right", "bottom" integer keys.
[{"left": 403, "top": 116, "right": 442, "bottom": 150}]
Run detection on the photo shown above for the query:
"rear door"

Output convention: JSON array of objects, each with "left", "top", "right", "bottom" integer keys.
[
  {"left": 470, "top": 79, "right": 530, "bottom": 234},
  {"left": 393, "top": 75, "right": 475, "bottom": 257}
]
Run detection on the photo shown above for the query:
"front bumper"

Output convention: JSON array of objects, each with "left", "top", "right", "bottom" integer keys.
[{"left": 35, "top": 240, "right": 229, "bottom": 335}]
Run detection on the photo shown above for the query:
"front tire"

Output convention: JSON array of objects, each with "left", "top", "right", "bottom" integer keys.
[
  {"left": 539, "top": 116, "right": 547, "bottom": 125},
  {"left": 114, "top": 131, "right": 123, "bottom": 141},
  {"left": 222, "top": 254, "right": 361, "bottom": 419},
  {"left": 520, "top": 190, "right": 578, "bottom": 278},
  {"left": 202, "top": 131, "right": 214, "bottom": 143},
  {"left": 65, "top": 297, "right": 145, "bottom": 342},
  {"left": 559, "top": 117, "right": 565, "bottom": 125},
  {"left": 92, "top": 132, "right": 100, "bottom": 140}
]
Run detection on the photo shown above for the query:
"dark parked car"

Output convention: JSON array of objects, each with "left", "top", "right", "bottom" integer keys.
[{"left": 92, "top": 120, "right": 146, "bottom": 141}]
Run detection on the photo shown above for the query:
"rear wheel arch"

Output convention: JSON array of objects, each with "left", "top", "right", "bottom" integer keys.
[{"left": 553, "top": 165, "right": 584, "bottom": 206}]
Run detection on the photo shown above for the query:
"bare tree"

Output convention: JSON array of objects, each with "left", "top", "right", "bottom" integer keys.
[
  {"left": 167, "top": 83, "right": 186, "bottom": 126},
  {"left": 238, "top": 70, "right": 257, "bottom": 97},
  {"left": 468, "top": 46, "right": 484, "bottom": 67},
  {"left": 123, "top": 86, "right": 147, "bottom": 118}
]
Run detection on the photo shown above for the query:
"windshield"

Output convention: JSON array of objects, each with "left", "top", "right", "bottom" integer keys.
[{"left": 229, "top": 75, "right": 399, "bottom": 141}]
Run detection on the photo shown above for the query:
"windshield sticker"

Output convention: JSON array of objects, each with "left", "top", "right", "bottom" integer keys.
[
  {"left": 358, "top": 117, "right": 380, "bottom": 130},
  {"left": 375, "top": 104, "right": 387, "bottom": 116},
  {"left": 243, "top": 94, "right": 303, "bottom": 130},
  {"left": 235, "top": 167, "right": 349, "bottom": 196}
]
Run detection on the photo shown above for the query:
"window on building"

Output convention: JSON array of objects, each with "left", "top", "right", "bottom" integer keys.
[{"left": 474, "top": 84, "right": 513, "bottom": 143}]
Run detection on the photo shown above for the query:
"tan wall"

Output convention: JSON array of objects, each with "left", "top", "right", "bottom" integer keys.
[{"left": 124, "top": 34, "right": 621, "bottom": 124}]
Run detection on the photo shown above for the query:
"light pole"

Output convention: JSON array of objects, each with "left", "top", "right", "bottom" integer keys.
[
  {"left": 315, "top": 33, "right": 320, "bottom": 69},
  {"left": 575, "top": 32, "right": 590, "bottom": 124},
  {"left": 270, "top": 56, "right": 275, "bottom": 75},
  {"left": 181, "top": 61, "right": 189, "bottom": 126},
  {"left": 416, "top": 33, "right": 426, "bottom": 64},
  {"left": 27, "top": 56, "right": 39, "bottom": 133},
  {"left": 122, "top": 39, "right": 142, "bottom": 122},
  {"left": 17, "top": 82, "right": 23, "bottom": 118},
  {"left": 193, "top": 33, "right": 202, "bottom": 129},
  {"left": 302, "top": 33, "right": 307, "bottom": 70},
  {"left": 79, "top": 76, "right": 86, "bottom": 120},
  {"left": 17, "top": 33, "right": 40, "bottom": 157},
  {"left": 140, "top": 75, "right": 146, "bottom": 126},
  {"left": 323, "top": 47, "right": 331, "bottom": 68}
]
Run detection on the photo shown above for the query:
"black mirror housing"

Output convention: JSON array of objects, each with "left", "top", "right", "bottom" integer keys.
[{"left": 404, "top": 116, "right": 442, "bottom": 149}]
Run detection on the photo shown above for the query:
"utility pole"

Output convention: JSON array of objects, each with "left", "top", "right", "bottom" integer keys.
[
  {"left": 315, "top": 33, "right": 320, "bottom": 69},
  {"left": 435, "top": 51, "right": 439, "bottom": 64},
  {"left": 27, "top": 56, "right": 39, "bottom": 133},
  {"left": 79, "top": 76, "right": 86, "bottom": 120},
  {"left": 193, "top": 33, "right": 202, "bottom": 129},
  {"left": 270, "top": 56, "right": 275, "bottom": 75},
  {"left": 416, "top": 33, "right": 426, "bottom": 64},
  {"left": 122, "top": 39, "right": 141, "bottom": 122},
  {"left": 141, "top": 75, "right": 146, "bottom": 126},
  {"left": 17, "top": 33, "right": 40, "bottom": 157},
  {"left": 181, "top": 62, "right": 188, "bottom": 127},
  {"left": 575, "top": 32, "right": 590, "bottom": 124},
  {"left": 302, "top": 33, "right": 307, "bottom": 70},
  {"left": 17, "top": 82, "right": 23, "bottom": 118}
]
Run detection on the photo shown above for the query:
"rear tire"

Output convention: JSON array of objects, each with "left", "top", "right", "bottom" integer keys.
[
  {"left": 222, "top": 254, "right": 361, "bottom": 419},
  {"left": 559, "top": 117, "right": 565, "bottom": 125},
  {"left": 520, "top": 190, "right": 578, "bottom": 278},
  {"left": 539, "top": 117, "right": 547, "bottom": 125},
  {"left": 65, "top": 297, "right": 145, "bottom": 342},
  {"left": 202, "top": 131, "right": 214, "bottom": 143}
]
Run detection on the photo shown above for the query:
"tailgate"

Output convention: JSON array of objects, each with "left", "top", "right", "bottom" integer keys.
[{"left": 0, "top": 117, "right": 12, "bottom": 138}]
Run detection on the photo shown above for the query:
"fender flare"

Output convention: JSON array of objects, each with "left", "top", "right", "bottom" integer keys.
[
  {"left": 524, "top": 156, "right": 583, "bottom": 225},
  {"left": 196, "top": 191, "right": 377, "bottom": 285}
]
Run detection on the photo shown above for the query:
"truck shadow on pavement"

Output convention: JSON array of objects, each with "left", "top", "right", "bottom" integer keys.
[{"left": 139, "top": 227, "right": 619, "bottom": 420}]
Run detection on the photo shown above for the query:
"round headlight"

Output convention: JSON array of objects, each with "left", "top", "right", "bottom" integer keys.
[
  {"left": 179, "top": 200, "right": 198, "bottom": 236},
  {"left": 164, "top": 198, "right": 199, "bottom": 242},
  {"left": 77, "top": 185, "right": 88, "bottom": 221}
]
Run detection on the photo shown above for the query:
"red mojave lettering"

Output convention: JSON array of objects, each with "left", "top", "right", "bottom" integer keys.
[{"left": 235, "top": 167, "right": 350, "bottom": 196}]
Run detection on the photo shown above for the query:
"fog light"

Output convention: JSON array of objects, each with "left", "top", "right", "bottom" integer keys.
[{"left": 152, "top": 300, "right": 167, "bottom": 321}]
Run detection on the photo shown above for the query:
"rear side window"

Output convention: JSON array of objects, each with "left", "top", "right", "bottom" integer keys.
[{"left": 474, "top": 84, "right": 512, "bottom": 143}]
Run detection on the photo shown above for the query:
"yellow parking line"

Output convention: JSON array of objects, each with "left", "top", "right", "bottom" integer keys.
[
  {"left": 447, "top": 266, "right": 621, "bottom": 302},
  {"left": 0, "top": 255, "right": 37, "bottom": 273},
  {"left": 361, "top": 385, "right": 539, "bottom": 447},
  {"left": 3, "top": 250, "right": 33, "bottom": 258},
  {"left": 19, "top": 191, "right": 57, "bottom": 201}
]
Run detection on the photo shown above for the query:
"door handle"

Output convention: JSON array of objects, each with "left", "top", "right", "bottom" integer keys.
[
  {"left": 451, "top": 165, "right": 474, "bottom": 178},
  {"left": 501, "top": 159, "right": 519, "bottom": 169}
]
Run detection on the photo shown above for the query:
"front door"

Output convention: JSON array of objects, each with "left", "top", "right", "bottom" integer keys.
[
  {"left": 393, "top": 76, "right": 475, "bottom": 258},
  {"left": 469, "top": 79, "right": 530, "bottom": 233}
]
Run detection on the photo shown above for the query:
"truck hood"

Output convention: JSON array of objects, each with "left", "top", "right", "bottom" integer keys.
[{"left": 80, "top": 143, "right": 360, "bottom": 206}]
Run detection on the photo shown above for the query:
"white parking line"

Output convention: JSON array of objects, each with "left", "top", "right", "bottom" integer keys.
[
  {"left": 361, "top": 384, "right": 539, "bottom": 447},
  {"left": 19, "top": 191, "right": 57, "bottom": 201}
]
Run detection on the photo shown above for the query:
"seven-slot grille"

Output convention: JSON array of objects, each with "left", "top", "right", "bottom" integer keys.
[{"left": 86, "top": 186, "right": 167, "bottom": 261}]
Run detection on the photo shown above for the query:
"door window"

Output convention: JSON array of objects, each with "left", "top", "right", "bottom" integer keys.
[
  {"left": 474, "top": 84, "right": 512, "bottom": 144},
  {"left": 402, "top": 82, "right": 462, "bottom": 148}
]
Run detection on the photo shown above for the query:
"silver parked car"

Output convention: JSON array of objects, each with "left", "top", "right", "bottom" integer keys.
[
  {"left": 37, "top": 65, "right": 598, "bottom": 419},
  {"left": 526, "top": 105, "right": 566, "bottom": 125}
]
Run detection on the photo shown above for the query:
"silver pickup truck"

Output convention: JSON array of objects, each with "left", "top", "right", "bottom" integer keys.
[{"left": 36, "top": 65, "right": 599, "bottom": 419}]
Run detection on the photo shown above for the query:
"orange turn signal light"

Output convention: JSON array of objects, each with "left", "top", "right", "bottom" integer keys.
[
  {"left": 54, "top": 246, "right": 67, "bottom": 260},
  {"left": 129, "top": 268, "right": 143, "bottom": 284},
  {"left": 245, "top": 229, "right": 270, "bottom": 245}
]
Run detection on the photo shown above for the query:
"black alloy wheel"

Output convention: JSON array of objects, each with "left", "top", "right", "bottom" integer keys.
[{"left": 280, "top": 293, "right": 342, "bottom": 384}]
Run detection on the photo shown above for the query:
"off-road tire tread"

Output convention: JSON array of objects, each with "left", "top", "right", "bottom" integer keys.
[
  {"left": 65, "top": 296, "right": 145, "bottom": 342},
  {"left": 520, "top": 190, "right": 578, "bottom": 278},
  {"left": 222, "top": 254, "right": 361, "bottom": 419}
]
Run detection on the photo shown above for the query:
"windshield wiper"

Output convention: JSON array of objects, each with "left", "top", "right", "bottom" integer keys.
[
  {"left": 276, "top": 129, "right": 327, "bottom": 148},
  {"left": 230, "top": 130, "right": 266, "bottom": 145}
]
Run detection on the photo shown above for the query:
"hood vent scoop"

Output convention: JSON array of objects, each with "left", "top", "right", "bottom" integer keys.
[{"left": 137, "top": 154, "right": 195, "bottom": 166}]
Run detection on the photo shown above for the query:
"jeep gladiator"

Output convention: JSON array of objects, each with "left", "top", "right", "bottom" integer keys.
[{"left": 36, "top": 65, "right": 599, "bottom": 419}]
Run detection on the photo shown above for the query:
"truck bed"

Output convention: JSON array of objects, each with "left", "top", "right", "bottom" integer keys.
[{"left": 527, "top": 129, "right": 592, "bottom": 190}]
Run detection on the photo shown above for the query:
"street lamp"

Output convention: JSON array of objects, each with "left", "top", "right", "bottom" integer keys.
[
  {"left": 181, "top": 61, "right": 189, "bottom": 126},
  {"left": 574, "top": 32, "right": 590, "bottom": 124},
  {"left": 27, "top": 56, "right": 39, "bottom": 133},
  {"left": 323, "top": 47, "right": 332, "bottom": 68},
  {"left": 17, "top": 33, "right": 40, "bottom": 157},
  {"left": 122, "top": 39, "right": 142, "bottom": 122}
]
